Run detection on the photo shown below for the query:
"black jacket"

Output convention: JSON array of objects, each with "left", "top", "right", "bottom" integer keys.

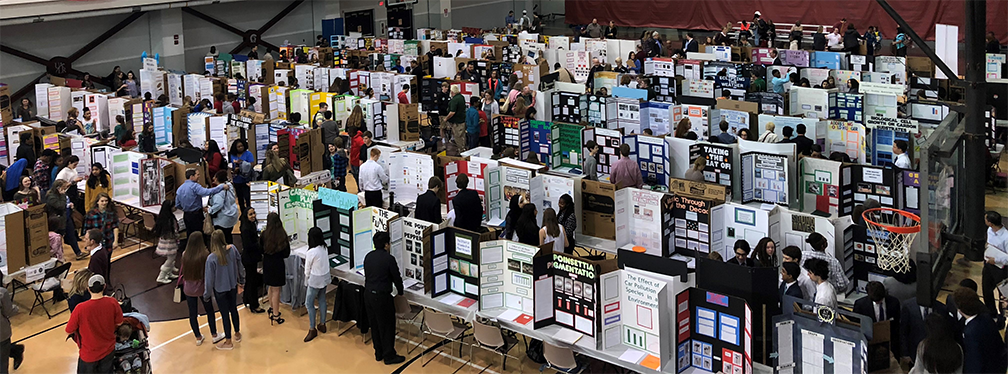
[
  {"left": 854, "top": 295, "right": 902, "bottom": 360},
  {"left": 843, "top": 29, "right": 861, "bottom": 50},
  {"left": 239, "top": 220, "right": 263, "bottom": 267},
  {"left": 726, "top": 256, "right": 755, "bottom": 267},
  {"left": 15, "top": 144, "right": 36, "bottom": 167},
  {"left": 363, "top": 249, "right": 404, "bottom": 295},
  {"left": 899, "top": 298, "right": 948, "bottom": 360},
  {"left": 138, "top": 132, "right": 157, "bottom": 153},
  {"left": 962, "top": 313, "right": 1008, "bottom": 374},
  {"left": 683, "top": 38, "right": 698, "bottom": 53},
  {"left": 332, "top": 279, "right": 369, "bottom": 333},
  {"left": 645, "top": 38, "right": 662, "bottom": 57},
  {"left": 813, "top": 33, "right": 827, "bottom": 51},
  {"left": 780, "top": 282, "right": 804, "bottom": 301},
  {"left": 451, "top": 188, "right": 483, "bottom": 232},
  {"left": 414, "top": 190, "right": 442, "bottom": 225},
  {"left": 793, "top": 135, "right": 814, "bottom": 156}
]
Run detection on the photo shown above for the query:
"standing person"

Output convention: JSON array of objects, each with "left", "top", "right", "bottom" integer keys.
[
  {"left": 728, "top": 240, "right": 755, "bottom": 266},
  {"left": 153, "top": 201, "right": 180, "bottom": 284},
  {"left": 15, "top": 98, "right": 35, "bottom": 122},
  {"left": 465, "top": 96, "right": 481, "bottom": 150},
  {"left": 853, "top": 281, "right": 902, "bottom": 353},
  {"left": 843, "top": 24, "right": 863, "bottom": 53},
  {"left": 514, "top": 204, "right": 540, "bottom": 246},
  {"left": 0, "top": 268, "right": 24, "bottom": 373},
  {"left": 863, "top": 26, "right": 879, "bottom": 57},
  {"left": 63, "top": 108, "right": 84, "bottom": 135},
  {"left": 481, "top": 90, "right": 500, "bottom": 116},
  {"left": 780, "top": 126, "right": 794, "bottom": 143},
  {"left": 80, "top": 108, "right": 96, "bottom": 135},
  {"left": 203, "top": 140, "right": 226, "bottom": 178},
  {"left": 585, "top": 19, "right": 602, "bottom": 38},
  {"left": 208, "top": 170, "right": 238, "bottom": 245},
  {"left": 802, "top": 232, "right": 850, "bottom": 293},
  {"left": 178, "top": 232, "right": 222, "bottom": 346},
  {"left": 32, "top": 149, "right": 57, "bottom": 195},
  {"left": 123, "top": 71, "right": 140, "bottom": 98},
  {"left": 793, "top": 124, "right": 815, "bottom": 156},
  {"left": 204, "top": 230, "right": 244, "bottom": 350},
  {"left": 805, "top": 258, "right": 837, "bottom": 308},
  {"left": 779, "top": 262, "right": 805, "bottom": 302},
  {"left": 910, "top": 313, "right": 962, "bottom": 374},
  {"left": 137, "top": 123, "right": 157, "bottom": 153},
  {"left": 45, "top": 180, "right": 86, "bottom": 259},
  {"left": 176, "top": 169, "right": 228, "bottom": 241},
  {"left": 261, "top": 148, "right": 294, "bottom": 185},
  {"left": 685, "top": 155, "right": 707, "bottom": 182},
  {"left": 488, "top": 71, "right": 504, "bottom": 100},
  {"left": 751, "top": 237, "right": 778, "bottom": 267},
  {"left": 505, "top": 10, "right": 516, "bottom": 28},
  {"left": 414, "top": 177, "right": 443, "bottom": 225},
  {"left": 303, "top": 227, "right": 332, "bottom": 342},
  {"left": 609, "top": 144, "right": 644, "bottom": 189},
  {"left": 892, "top": 140, "right": 911, "bottom": 169},
  {"left": 84, "top": 229, "right": 112, "bottom": 286},
  {"left": 782, "top": 246, "right": 817, "bottom": 300},
  {"left": 770, "top": 70, "right": 790, "bottom": 95},
  {"left": 82, "top": 193, "right": 119, "bottom": 251},
  {"left": 11, "top": 176, "right": 40, "bottom": 207},
  {"left": 445, "top": 85, "right": 467, "bottom": 152},
  {"left": 313, "top": 102, "right": 329, "bottom": 126},
  {"left": 987, "top": 31, "right": 1002, "bottom": 54},
  {"left": 954, "top": 287, "right": 1008, "bottom": 374},
  {"left": 646, "top": 32, "right": 663, "bottom": 57},
  {"left": 363, "top": 231, "right": 406, "bottom": 365},
  {"left": 758, "top": 123, "right": 779, "bottom": 143},
  {"left": 261, "top": 213, "right": 290, "bottom": 325},
  {"left": 324, "top": 139, "right": 349, "bottom": 192},
  {"left": 716, "top": 121, "right": 737, "bottom": 144},
  {"left": 85, "top": 163, "right": 112, "bottom": 212},
  {"left": 502, "top": 195, "right": 525, "bottom": 240},
  {"left": 319, "top": 112, "right": 339, "bottom": 148},
  {"left": 450, "top": 174, "right": 483, "bottom": 232},
  {"left": 557, "top": 194, "right": 577, "bottom": 254},
  {"left": 112, "top": 115, "right": 128, "bottom": 145},
  {"left": 812, "top": 26, "right": 827, "bottom": 51},
  {"left": 239, "top": 208, "right": 265, "bottom": 314},
  {"left": 539, "top": 208, "right": 569, "bottom": 253},
  {"left": 228, "top": 140, "right": 254, "bottom": 212},
  {"left": 892, "top": 27, "right": 910, "bottom": 56},
  {"left": 582, "top": 140, "right": 599, "bottom": 181},
  {"left": 15, "top": 133, "right": 36, "bottom": 168},
  {"left": 605, "top": 20, "right": 618, "bottom": 39},
  {"left": 983, "top": 211, "right": 1008, "bottom": 322},
  {"left": 359, "top": 148, "right": 388, "bottom": 208},
  {"left": 65, "top": 274, "right": 122, "bottom": 373}
]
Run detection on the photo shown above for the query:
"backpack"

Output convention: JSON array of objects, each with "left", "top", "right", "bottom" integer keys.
[{"left": 526, "top": 338, "right": 547, "bottom": 364}]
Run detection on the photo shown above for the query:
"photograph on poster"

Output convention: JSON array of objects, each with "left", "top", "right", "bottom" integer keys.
[{"left": 740, "top": 152, "right": 789, "bottom": 206}]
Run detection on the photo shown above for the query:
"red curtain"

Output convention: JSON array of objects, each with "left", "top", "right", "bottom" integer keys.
[{"left": 565, "top": 0, "right": 1008, "bottom": 44}]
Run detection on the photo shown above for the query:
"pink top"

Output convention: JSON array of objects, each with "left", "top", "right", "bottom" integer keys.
[
  {"left": 609, "top": 156, "right": 644, "bottom": 189},
  {"left": 49, "top": 232, "right": 65, "bottom": 262}
]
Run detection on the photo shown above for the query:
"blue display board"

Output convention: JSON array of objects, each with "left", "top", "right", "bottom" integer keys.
[
  {"left": 811, "top": 51, "right": 844, "bottom": 69},
  {"left": 870, "top": 128, "right": 910, "bottom": 167}
]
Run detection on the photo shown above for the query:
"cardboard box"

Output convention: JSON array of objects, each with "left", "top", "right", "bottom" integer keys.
[
  {"left": 24, "top": 205, "right": 49, "bottom": 265},
  {"left": 398, "top": 103, "right": 420, "bottom": 141},
  {"left": 0, "top": 84, "right": 11, "bottom": 125},
  {"left": 262, "top": 61, "right": 276, "bottom": 85},
  {"left": 716, "top": 98, "right": 759, "bottom": 114},
  {"left": 1, "top": 206, "right": 27, "bottom": 272},
  {"left": 580, "top": 179, "right": 616, "bottom": 240},
  {"left": 296, "top": 128, "right": 324, "bottom": 174},
  {"left": 668, "top": 177, "right": 728, "bottom": 202},
  {"left": 906, "top": 56, "right": 934, "bottom": 78}
]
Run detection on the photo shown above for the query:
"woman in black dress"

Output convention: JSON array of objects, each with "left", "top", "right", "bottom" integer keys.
[
  {"left": 514, "top": 203, "right": 540, "bottom": 247},
  {"left": 239, "top": 207, "right": 266, "bottom": 314},
  {"left": 260, "top": 212, "right": 290, "bottom": 324}
]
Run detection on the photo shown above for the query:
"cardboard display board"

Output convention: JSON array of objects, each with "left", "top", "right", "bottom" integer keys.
[
  {"left": 352, "top": 207, "right": 399, "bottom": 270},
  {"left": 641, "top": 101, "right": 673, "bottom": 136},
  {"left": 552, "top": 122, "right": 584, "bottom": 169},
  {"left": 690, "top": 143, "right": 735, "bottom": 189},
  {"left": 740, "top": 151, "right": 790, "bottom": 206},
  {"left": 817, "top": 120, "right": 866, "bottom": 164},
  {"left": 614, "top": 188, "right": 666, "bottom": 255},
  {"left": 623, "top": 134, "right": 670, "bottom": 187},
  {"left": 745, "top": 92, "right": 785, "bottom": 115},
  {"left": 389, "top": 217, "right": 435, "bottom": 293},
  {"left": 528, "top": 120, "right": 553, "bottom": 166},
  {"left": 430, "top": 226, "right": 483, "bottom": 301},
  {"left": 788, "top": 87, "right": 829, "bottom": 119},
  {"left": 250, "top": 181, "right": 280, "bottom": 231},
  {"left": 828, "top": 92, "right": 864, "bottom": 123},
  {"left": 582, "top": 127, "right": 622, "bottom": 175},
  {"left": 478, "top": 240, "right": 538, "bottom": 318},
  {"left": 139, "top": 157, "right": 169, "bottom": 207},
  {"left": 529, "top": 173, "right": 576, "bottom": 225},
  {"left": 111, "top": 151, "right": 144, "bottom": 200},
  {"left": 388, "top": 151, "right": 434, "bottom": 205},
  {"left": 709, "top": 203, "right": 771, "bottom": 260},
  {"left": 773, "top": 300, "right": 868, "bottom": 374},
  {"left": 278, "top": 187, "right": 318, "bottom": 244},
  {"left": 579, "top": 94, "right": 610, "bottom": 128},
  {"left": 681, "top": 104, "right": 711, "bottom": 139},
  {"left": 869, "top": 128, "right": 911, "bottom": 167},
  {"left": 491, "top": 115, "right": 529, "bottom": 159},
  {"left": 483, "top": 165, "right": 533, "bottom": 225},
  {"left": 798, "top": 157, "right": 843, "bottom": 217},
  {"left": 712, "top": 108, "right": 753, "bottom": 139},
  {"left": 666, "top": 194, "right": 715, "bottom": 257},
  {"left": 607, "top": 97, "right": 642, "bottom": 135},
  {"left": 533, "top": 252, "right": 617, "bottom": 346},
  {"left": 445, "top": 159, "right": 490, "bottom": 216},
  {"left": 581, "top": 179, "right": 616, "bottom": 240},
  {"left": 596, "top": 269, "right": 671, "bottom": 371},
  {"left": 839, "top": 164, "right": 895, "bottom": 216},
  {"left": 315, "top": 187, "right": 359, "bottom": 264},
  {"left": 675, "top": 287, "right": 753, "bottom": 374}
]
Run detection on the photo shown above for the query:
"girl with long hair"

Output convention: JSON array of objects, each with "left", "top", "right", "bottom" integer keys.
[
  {"left": 346, "top": 105, "right": 365, "bottom": 132},
  {"left": 515, "top": 203, "right": 540, "bottom": 246},
  {"left": 260, "top": 213, "right": 291, "bottom": 324},
  {"left": 539, "top": 208, "right": 569, "bottom": 253},
  {"left": 67, "top": 269, "right": 94, "bottom": 312},
  {"left": 205, "top": 229, "right": 244, "bottom": 350},
  {"left": 85, "top": 163, "right": 112, "bottom": 212},
  {"left": 228, "top": 139, "right": 254, "bottom": 212},
  {"left": 502, "top": 194, "right": 525, "bottom": 240},
  {"left": 45, "top": 180, "right": 85, "bottom": 259},
  {"left": 913, "top": 313, "right": 963, "bottom": 373},
  {"left": 751, "top": 237, "right": 778, "bottom": 268},
  {"left": 203, "top": 140, "right": 226, "bottom": 177},
  {"left": 82, "top": 192, "right": 119, "bottom": 250},
  {"left": 138, "top": 123, "right": 157, "bottom": 153},
  {"left": 556, "top": 194, "right": 577, "bottom": 254},
  {"left": 261, "top": 148, "right": 293, "bottom": 184},
  {"left": 177, "top": 232, "right": 222, "bottom": 346},
  {"left": 239, "top": 207, "right": 265, "bottom": 313},
  {"left": 303, "top": 227, "right": 332, "bottom": 342},
  {"left": 11, "top": 176, "right": 39, "bottom": 207},
  {"left": 153, "top": 200, "right": 180, "bottom": 284}
]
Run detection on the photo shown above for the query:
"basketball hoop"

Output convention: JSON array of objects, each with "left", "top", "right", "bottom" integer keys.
[{"left": 862, "top": 208, "right": 921, "bottom": 274}]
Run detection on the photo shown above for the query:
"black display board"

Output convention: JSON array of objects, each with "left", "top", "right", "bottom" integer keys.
[
  {"left": 744, "top": 92, "right": 785, "bottom": 115},
  {"left": 533, "top": 252, "right": 616, "bottom": 338},
  {"left": 690, "top": 143, "right": 734, "bottom": 188},
  {"left": 838, "top": 164, "right": 895, "bottom": 217},
  {"left": 551, "top": 91, "right": 582, "bottom": 123},
  {"left": 313, "top": 199, "right": 354, "bottom": 264},
  {"left": 696, "top": 256, "right": 780, "bottom": 364},
  {"left": 740, "top": 151, "right": 789, "bottom": 206},
  {"left": 430, "top": 227, "right": 482, "bottom": 300},
  {"left": 663, "top": 194, "right": 715, "bottom": 257},
  {"left": 650, "top": 75, "right": 677, "bottom": 103},
  {"left": 676, "top": 287, "right": 753, "bottom": 374},
  {"left": 419, "top": 77, "right": 448, "bottom": 112}
]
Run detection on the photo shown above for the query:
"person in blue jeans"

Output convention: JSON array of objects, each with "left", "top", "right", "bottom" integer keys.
[
  {"left": 228, "top": 139, "right": 255, "bottom": 213},
  {"left": 465, "top": 96, "right": 482, "bottom": 151},
  {"left": 204, "top": 230, "right": 245, "bottom": 351},
  {"left": 303, "top": 227, "right": 333, "bottom": 342},
  {"left": 177, "top": 232, "right": 222, "bottom": 346}
]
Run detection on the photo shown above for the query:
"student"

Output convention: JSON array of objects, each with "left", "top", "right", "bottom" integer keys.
[
  {"left": 684, "top": 154, "right": 707, "bottom": 182},
  {"left": 780, "top": 126, "right": 794, "bottom": 143},
  {"left": 153, "top": 201, "right": 180, "bottom": 284},
  {"left": 228, "top": 140, "right": 255, "bottom": 212},
  {"left": 138, "top": 123, "right": 157, "bottom": 153},
  {"left": 954, "top": 287, "right": 1008, "bottom": 373},
  {"left": 238, "top": 208, "right": 265, "bottom": 314},
  {"left": 854, "top": 281, "right": 902, "bottom": 352},
  {"left": 47, "top": 215, "right": 65, "bottom": 262},
  {"left": 793, "top": 124, "right": 815, "bottom": 156},
  {"left": 770, "top": 70, "right": 790, "bottom": 94},
  {"left": 11, "top": 176, "right": 40, "bottom": 207},
  {"left": 65, "top": 274, "right": 122, "bottom": 373},
  {"left": 582, "top": 140, "right": 600, "bottom": 181},
  {"left": 414, "top": 177, "right": 443, "bottom": 225},
  {"left": 752, "top": 237, "right": 778, "bottom": 267},
  {"left": 177, "top": 232, "right": 222, "bottom": 346},
  {"left": 893, "top": 139, "right": 911, "bottom": 169},
  {"left": 782, "top": 246, "right": 817, "bottom": 300},
  {"left": 176, "top": 169, "right": 228, "bottom": 241},
  {"left": 728, "top": 240, "right": 755, "bottom": 266},
  {"left": 805, "top": 258, "right": 837, "bottom": 308},
  {"left": 203, "top": 140, "right": 226, "bottom": 178},
  {"left": 204, "top": 230, "right": 244, "bottom": 350},
  {"left": 911, "top": 313, "right": 963, "bottom": 374},
  {"left": 802, "top": 232, "right": 849, "bottom": 293},
  {"left": 323, "top": 138, "right": 349, "bottom": 192},
  {"left": 303, "top": 227, "right": 332, "bottom": 342},
  {"left": 557, "top": 194, "right": 577, "bottom": 254},
  {"left": 358, "top": 131, "right": 375, "bottom": 174},
  {"left": 359, "top": 148, "right": 388, "bottom": 208},
  {"left": 363, "top": 232, "right": 406, "bottom": 365},
  {"left": 502, "top": 194, "right": 525, "bottom": 240},
  {"left": 539, "top": 208, "right": 569, "bottom": 253},
  {"left": 610, "top": 144, "right": 643, "bottom": 189},
  {"left": 514, "top": 204, "right": 540, "bottom": 246},
  {"left": 900, "top": 295, "right": 949, "bottom": 368},
  {"left": 716, "top": 121, "right": 737, "bottom": 144},
  {"left": 465, "top": 96, "right": 481, "bottom": 150},
  {"left": 780, "top": 262, "right": 805, "bottom": 301},
  {"left": 451, "top": 174, "right": 484, "bottom": 232},
  {"left": 892, "top": 27, "right": 910, "bottom": 57},
  {"left": 983, "top": 211, "right": 1008, "bottom": 320},
  {"left": 208, "top": 170, "right": 238, "bottom": 245},
  {"left": 313, "top": 102, "right": 329, "bottom": 125},
  {"left": 261, "top": 213, "right": 290, "bottom": 325},
  {"left": 737, "top": 128, "right": 752, "bottom": 142},
  {"left": 82, "top": 193, "right": 119, "bottom": 251},
  {"left": 32, "top": 149, "right": 57, "bottom": 194}
]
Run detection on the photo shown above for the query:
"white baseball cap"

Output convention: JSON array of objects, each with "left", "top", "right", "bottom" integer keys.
[{"left": 754, "top": 11, "right": 762, "bottom": 16}]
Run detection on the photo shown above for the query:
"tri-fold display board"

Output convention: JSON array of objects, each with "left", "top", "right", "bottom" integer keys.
[
  {"left": 623, "top": 134, "right": 670, "bottom": 188},
  {"left": 352, "top": 207, "right": 399, "bottom": 270},
  {"left": 389, "top": 217, "right": 435, "bottom": 293},
  {"left": 315, "top": 187, "right": 359, "bottom": 266},
  {"left": 430, "top": 226, "right": 484, "bottom": 301},
  {"left": 533, "top": 252, "right": 617, "bottom": 348},
  {"left": 675, "top": 287, "right": 753, "bottom": 374},
  {"left": 478, "top": 240, "right": 539, "bottom": 319},
  {"left": 773, "top": 299, "right": 868, "bottom": 374}
]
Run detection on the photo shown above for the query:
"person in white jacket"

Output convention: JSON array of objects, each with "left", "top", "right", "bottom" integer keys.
[{"left": 303, "top": 227, "right": 333, "bottom": 342}]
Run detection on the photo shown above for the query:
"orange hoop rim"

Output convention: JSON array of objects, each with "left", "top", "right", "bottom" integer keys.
[{"left": 862, "top": 207, "right": 921, "bottom": 235}]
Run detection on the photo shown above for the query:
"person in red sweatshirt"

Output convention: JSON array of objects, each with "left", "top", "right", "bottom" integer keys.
[
  {"left": 66, "top": 274, "right": 123, "bottom": 373},
  {"left": 348, "top": 126, "right": 365, "bottom": 184}
]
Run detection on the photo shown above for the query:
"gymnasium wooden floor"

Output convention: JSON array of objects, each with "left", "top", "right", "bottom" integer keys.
[{"left": 7, "top": 164, "right": 1004, "bottom": 374}]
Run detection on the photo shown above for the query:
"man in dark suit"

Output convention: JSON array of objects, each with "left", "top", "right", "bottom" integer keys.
[
  {"left": 793, "top": 124, "right": 815, "bottom": 156},
  {"left": 414, "top": 177, "right": 443, "bottom": 225},
  {"left": 899, "top": 297, "right": 948, "bottom": 368},
  {"left": 451, "top": 173, "right": 484, "bottom": 232},
  {"left": 682, "top": 33, "right": 699, "bottom": 54},
  {"left": 727, "top": 240, "right": 756, "bottom": 267},
  {"left": 954, "top": 287, "right": 1008, "bottom": 374},
  {"left": 944, "top": 278, "right": 978, "bottom": 322},
  {"left": 646, "top": 32, "right": 663, "bottom": 57},
  {"left": 853, "top": 281, "right": 901, "bottom": 361},
  {"left": 779, "top": 262, "right": 805, "bottom": 302}
]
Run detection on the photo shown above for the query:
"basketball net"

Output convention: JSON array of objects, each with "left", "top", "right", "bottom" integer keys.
[{"left": 863, "top": 208, "right": 921, "bottom": 274}]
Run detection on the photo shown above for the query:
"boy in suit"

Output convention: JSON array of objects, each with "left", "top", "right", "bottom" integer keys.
[{"left": 779, "top": 262, "right": 805, "bottom": 302}]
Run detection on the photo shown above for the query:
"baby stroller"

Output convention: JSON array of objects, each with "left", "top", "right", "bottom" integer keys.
[{"left": 112, "top": 313, "right": 152, "bottom": 374}]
